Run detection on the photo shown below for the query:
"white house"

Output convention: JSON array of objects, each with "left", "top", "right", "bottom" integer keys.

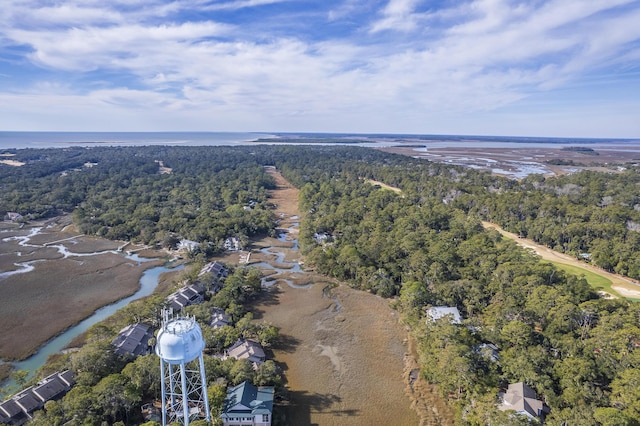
[
  {"left": 425, "top": 306, "right": 462, "bottom": 324},
  {"left": 221, "top": 381, "right": 274, "bottom": 426},
  {"left": 224, "top": 237, "right": 241, "bottom": 251},
  {"left": 177, "top": 239, "right": 198, "bottom": 252}
]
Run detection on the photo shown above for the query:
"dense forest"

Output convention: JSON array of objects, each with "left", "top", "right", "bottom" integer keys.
[{"left": 2, "top": 145, "right": 640, "bottom": 425}]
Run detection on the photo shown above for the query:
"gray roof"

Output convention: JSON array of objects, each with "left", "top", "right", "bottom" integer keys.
[
  {"left": 33, "top": 371, "right": 75, "bottom": 402},
  {"left": 111, "top": 323, "right": 155, "bottom": 357},
  {"left": 0, "top": 399, "right": 22, "bottom": 417},
  {"left": 221, "top": 381, "right": 274, "bottom": 419},
  {"left": 199, "top": 261, "right": 228, "bottom": 278},
  {"left": 210, "top": 308, "right": 232, "bottom": 328},
  {"left": 225, "top": 339, "right": 266, "bottom": 365},
  {"left": 426, "top": 306, "right": 462, "bottom": 324},
  {"left": 0, "top": 370, "right": 74, "bottom": 425},
  {"left": 499, "top": 382, "right": 547, "bottom": 418},
  {"left": 14, "top": 389, "right": 42, "bottom": 413},
  {"left": 167, "top": 284, "right": 205, "bottom": 311}
]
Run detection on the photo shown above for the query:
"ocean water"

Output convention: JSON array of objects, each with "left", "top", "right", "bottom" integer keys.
[
  {"left": 0, "top": 131, "right": 274, "bottom": 149},
  {"left": 1, "top": 131, "right": 638, "bottom": 150}
]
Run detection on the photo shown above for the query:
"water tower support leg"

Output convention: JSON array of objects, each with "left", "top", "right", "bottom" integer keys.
[
  {"left": 160, "top": 359, "right": 167, "bottom": 426},
  {"left": 181, "top": 362, "right": 189, "bottom": 425},
  {"left": 199, "top": 353, "right": 211, "bottom": 421}
]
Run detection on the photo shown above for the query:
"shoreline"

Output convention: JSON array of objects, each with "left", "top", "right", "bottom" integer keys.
[{"left": 0, "top": 218, "right": 168, "bottom": 361}]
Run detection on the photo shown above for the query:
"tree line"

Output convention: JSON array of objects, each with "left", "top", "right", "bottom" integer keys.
[{"left": 3, "top": 144, "right": 640, "bottom": 424}]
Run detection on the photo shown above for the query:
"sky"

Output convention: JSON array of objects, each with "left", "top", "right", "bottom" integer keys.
[{"left": 0, "top": 0, "right": 639, "bottom": 138}]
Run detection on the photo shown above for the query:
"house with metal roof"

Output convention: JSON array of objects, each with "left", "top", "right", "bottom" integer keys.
[
  {"left": 499, "top": 382, "right": 550, "bottom": 420},
  {"left": 425, "top": 306, "right": 462, "bottom": 324},
  {"left": 111, "top": 322, "right": 155, "bottom": 357},
  {"left": 220, "top": 381, "right": 274, "bottom": 426}
]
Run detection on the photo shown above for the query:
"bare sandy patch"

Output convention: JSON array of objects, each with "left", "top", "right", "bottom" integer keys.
[
  {"left": 611, "top": 286, "right": 640, "bottom": 298},
  {"left": 364, "top": 178, "right": 402, "bottom": 194},
  {"left": 0, "top": 159, "right": 25, "bottom": 167}
]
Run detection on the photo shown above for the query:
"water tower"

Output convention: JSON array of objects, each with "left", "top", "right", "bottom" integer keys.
[{"left": 156, "top": 310, "right": 210, "bottom": 425}]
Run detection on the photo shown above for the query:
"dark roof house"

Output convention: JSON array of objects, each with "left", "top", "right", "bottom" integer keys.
[
  {"left": 167, "top": 284, "right": 205, "bottom": 311},
  {"left": 0, "top": 399, "right": 28, "bottom": 425},
  {"left": 200, "top": 261, "right": 229, "bottom": 279},
  {"left": 0, "top": 370, "right": 74, "bottom": 425},
  {"left": 221, "top": 381, "right": 274, "bottom": 426},
  {"left": 14, "top": 390, "right": 41, "bottom": 415},
  {"left": 32, "top": 371, "right": 75, "bottom": 402},
  {"left": 111, "top": 323, "right": 155, "bottom": 357}
]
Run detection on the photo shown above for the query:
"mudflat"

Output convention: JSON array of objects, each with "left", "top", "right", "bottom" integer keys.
[
  {"left": 0, "top": 218, "right": 164, "bottom": 360},
  {"left": 245, "top": 169, "right": 452, "bottom": 425}
]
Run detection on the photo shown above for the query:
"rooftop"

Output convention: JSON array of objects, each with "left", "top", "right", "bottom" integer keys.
[{"left": 221, "top": 381, "right": 274, "bottom": 419}]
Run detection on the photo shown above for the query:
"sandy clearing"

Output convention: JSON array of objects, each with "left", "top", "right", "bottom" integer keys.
[
  {"left": 611, "top": 286, "right": 640, "bottom": 298},
  {"left": 0, "top": 159, "right": 25, "bottom": 166}
]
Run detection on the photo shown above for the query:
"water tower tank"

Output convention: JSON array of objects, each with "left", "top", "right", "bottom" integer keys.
[
  {"left": 156, "top": 317, "right": 205, "bottom": 363},
  {"left": 156, "top": 312, "right": 210, "bottom": 426}
]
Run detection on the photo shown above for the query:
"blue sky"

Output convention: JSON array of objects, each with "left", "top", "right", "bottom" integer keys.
[{"left": 0, "top": 0, "right": 639, "bottom": 137}]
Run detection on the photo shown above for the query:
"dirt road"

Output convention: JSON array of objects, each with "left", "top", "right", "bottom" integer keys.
[{"left": 482, "top": 221, "right": 640, "bottom": 299}]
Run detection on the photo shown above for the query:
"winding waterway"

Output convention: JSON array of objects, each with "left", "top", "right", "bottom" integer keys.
[
  {"left": 0, "top": 225, "right": 184, "bottom": 389},
  {"left": 12, "top": 262, "right": 183, "bottom": 377}
]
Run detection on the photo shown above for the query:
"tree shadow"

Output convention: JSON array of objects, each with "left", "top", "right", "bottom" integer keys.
[
  {"left": 251, "top": 286, "right": 282, "bottom": 319},
  {"left": 275, "top": 390, "right": 360, "bottom": 426},
  {"left": 274, "top": 333, "right": 301, "bottom": 354}
]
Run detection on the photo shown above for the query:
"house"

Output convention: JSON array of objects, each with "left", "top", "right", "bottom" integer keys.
[
  {"left": 199, "top": 261, "right": 229, "bottom": 293},
  {"left": 167, "top": 283, "right": 206, "bottom": 311},
  {"left": 220, "top": 381, "right": 274, "bottom": 426},
  {"left": 111, "top": 323, "right": 155, "bottom": 357},
  {"left": 13, "top": 390, "right": 42, "bottom": 416},
  {"left": 477, "top": 343, "right": 500, "bottom": 363},
  {"left": 499, "top": 382, "right": 550, "bottom": 420},
  {"left": 32, "top": 371, "right": 75, "bottom": 402},
  {"left": 313, "top": 232, "right": 331, "bottom": 244},
  {"left": 223, "top": 339, "right": 266, "bottom": 368},
  {"left": 5, "top": 212, "right": 23, "bottom": 222},
  {"left": 0, "top": 399, "right": 28, "bottom": 425},
  {"left": 0, "top": 371, "right": 74, "bottom": 425},
  {"left": 177, "top": 239, "right": 198, "bottom": 252},
  {"left": 199, "top": 261, "right": 229, "bottom": 280},
  {"left": 224, "top": 237, "right": 241, "bottom": 252},
  {"left": 425, "top": 306, "right": 462, "bottom": 324},
  {"left": 210, "top": 308, "right": 233, "bottom": 328}
]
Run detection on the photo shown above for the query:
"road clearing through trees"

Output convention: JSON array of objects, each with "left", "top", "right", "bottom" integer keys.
[{"left": 483, "top": 221, "right": 640, "bottom": 300}]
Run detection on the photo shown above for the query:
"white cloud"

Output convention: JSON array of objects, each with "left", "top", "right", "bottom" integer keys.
[
  {"left": 369, "top": 0, "right": 424, "bottom": 33},
  {"left": 0, "top": 0, "right": 639, "bottom": 136},
  {"left": 202, "top": 0, "right": 291, "bottom": 12}
]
